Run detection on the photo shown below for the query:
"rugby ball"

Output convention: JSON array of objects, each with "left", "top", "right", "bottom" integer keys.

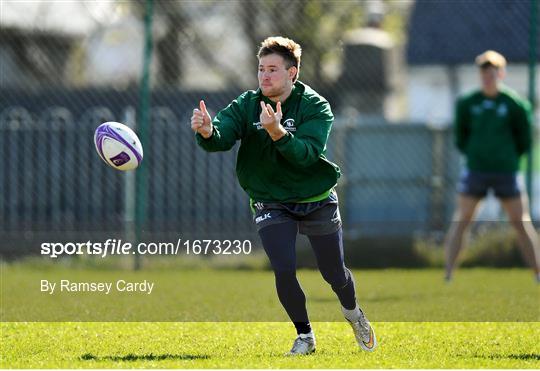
[{"left": 94, "top": 122, "right": 143, "bottom": 171}]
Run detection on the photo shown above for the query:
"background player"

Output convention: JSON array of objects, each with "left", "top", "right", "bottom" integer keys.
[{"left": 444, "top": 50, "right": 540, "bottom": 282}]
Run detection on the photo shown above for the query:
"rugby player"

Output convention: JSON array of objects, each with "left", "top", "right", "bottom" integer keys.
[
  {"left": 191, "top": 36, "right": 377, "bottom": 355},
  {"left": 444, "top": 50, "right": 539, "bottom": 283}
]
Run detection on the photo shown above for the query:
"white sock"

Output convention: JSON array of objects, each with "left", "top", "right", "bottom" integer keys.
[
  {"left": 298, "top": 331, "right": 314, "bottom": 339},
  {"left": 342, "top": 304, "right": 361, "bottom": 322}
]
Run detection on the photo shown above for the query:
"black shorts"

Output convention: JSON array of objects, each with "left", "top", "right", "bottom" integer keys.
[
  {"left": 458, "top": 170, "right": 521, "bottom": 199},
  {"left": 251, "top": 190, "right": 342, "bottom": 236}
]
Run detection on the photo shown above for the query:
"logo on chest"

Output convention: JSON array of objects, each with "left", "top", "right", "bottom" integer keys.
[
  {"left": 252, "top": 118, "right": 297, "bottom": 132},
  {"left": 496, "top": 103, "right": 507, "bottom": 117},
  {"left": 282, "top": 118, "right": 297, "bottom": 132},
  {"left": 471, "top": 105, "right": 482, "bottom": 115}
]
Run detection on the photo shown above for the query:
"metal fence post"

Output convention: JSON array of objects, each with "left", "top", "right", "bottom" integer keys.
[
  {"left": 527, "top": 0, "right": 538, "bottom": 216},
  {"left": 134, "top": 0, "right": 154, "bottom": 270}
]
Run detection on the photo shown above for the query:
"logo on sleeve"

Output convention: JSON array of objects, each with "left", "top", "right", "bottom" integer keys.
[{"left": 282, "top": 119, "right": 296, "bottom": 132}]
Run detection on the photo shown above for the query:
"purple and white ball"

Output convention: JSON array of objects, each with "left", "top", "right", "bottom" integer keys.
[{"left": 94, "top": 122, "right": 143, "bottom": 171}]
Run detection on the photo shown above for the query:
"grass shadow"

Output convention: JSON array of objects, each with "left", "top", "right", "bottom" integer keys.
[
  {"left": 470, "top": 353, "right": 540, "bottom": 361},
  {"left": 80, "top": 353, "right": 210, "bottom": 362},
  {"left": 494, "top": 354, "right": 540, "bottom": 361}
]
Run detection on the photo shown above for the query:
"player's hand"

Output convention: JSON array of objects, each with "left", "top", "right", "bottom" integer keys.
[
  {"left": 191, "top": 100, "right": 213, "bottom": 139},
  {"left": 260, "top": 101, "right": 286, "bottom": 141}
]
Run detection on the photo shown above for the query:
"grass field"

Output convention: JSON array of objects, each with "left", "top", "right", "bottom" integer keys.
[
  {"left": 2, "top": 265, "right": 539, "bottom": 322},
  {"left": 2, "top": 322, "right": 540, "bottom": 368},
  {"left": 1, "top": 265, "right": 539, "bottom": 368}
]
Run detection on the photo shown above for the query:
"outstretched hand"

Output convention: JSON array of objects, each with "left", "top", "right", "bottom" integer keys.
[{"left": 191, "top": 100, "right": 213, "bottom": 139}]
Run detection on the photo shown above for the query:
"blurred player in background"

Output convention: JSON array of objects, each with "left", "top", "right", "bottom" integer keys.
[
  {"left": 191, "top": 36, "right": 376, "bottom": 355},
  {"left": 445, "top": 50, "right": 540, "bottom": 282}
]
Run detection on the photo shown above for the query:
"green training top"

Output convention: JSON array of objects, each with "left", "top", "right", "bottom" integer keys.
[
  {"left": 454, "top": 86, "right": 532, "bottom": 173},
  {"left": 196, "top": 81, "right": 340, "bottom": 203}
]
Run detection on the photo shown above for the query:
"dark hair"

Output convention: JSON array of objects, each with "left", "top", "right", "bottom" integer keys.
[{"left": 257, "top": 36, "right": 302, "bottom": 82}]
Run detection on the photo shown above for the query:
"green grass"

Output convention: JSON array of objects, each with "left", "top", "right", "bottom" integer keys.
[
  {"left": 2, "top": 265, "right": 538, "bottom": 321},
  {"left": 1, "top": 265, "right": 539, "bottom": 368},
  {"left": 2, "top": 322, "right": 539, "bottom": 368}
]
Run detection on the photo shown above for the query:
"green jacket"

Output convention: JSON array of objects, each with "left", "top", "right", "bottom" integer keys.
[
  {"left": 454, "top": 86, "right": 532, "bottom": 173},
  {"left": 196, "top": 81, "right": 340, "bottom": 202}
]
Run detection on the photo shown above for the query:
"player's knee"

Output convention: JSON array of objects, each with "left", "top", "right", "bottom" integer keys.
[
  {"left": 453, "top": 211, "right": 473, "bottom": 229},
  {"left": 319, "top": 265, "right": 348, "bottom": 288},
  {"left": 459, "top": 211, "right": 475, "bottom": 223}
]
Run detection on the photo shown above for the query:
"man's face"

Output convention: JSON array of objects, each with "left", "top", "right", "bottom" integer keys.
[
  {"left": 258, "top": 54, "right": 296, "bottom": 98},
  {"left": 479, "top": 65, "right": 504, "bottom": 91}
]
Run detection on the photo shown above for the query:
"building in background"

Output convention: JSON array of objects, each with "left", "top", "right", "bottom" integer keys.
[
  {"left": 0, "top": 26, "right": 77, "bottom": 89},
  {"left": 334, "top": 0, "right": 406, "bottom": 122},
  {"left": 0, "top": 1, "right": 112, "bottom": 88}
]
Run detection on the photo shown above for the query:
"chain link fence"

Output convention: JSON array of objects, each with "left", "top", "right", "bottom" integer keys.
[{"left": 1, "top": 0, "right": 538, "bottom": 257}]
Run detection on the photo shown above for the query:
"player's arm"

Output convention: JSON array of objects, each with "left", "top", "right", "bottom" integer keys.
[
  {"left": 454, "top": 97, "right": 470, "bottom": 154},
  {"left": 512, "top": 99, "right": 532, "bottom": 156},
  {"left": 261, "top": 100, "right": 333, "bottom": 168},
  {"left": 192, "top": 98, "right": 245, "bottom": 152}
]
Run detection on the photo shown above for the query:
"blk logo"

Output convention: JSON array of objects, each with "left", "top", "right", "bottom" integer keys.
[{"left": 255, "top": 212, "right": 272, "bottom": 224}]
